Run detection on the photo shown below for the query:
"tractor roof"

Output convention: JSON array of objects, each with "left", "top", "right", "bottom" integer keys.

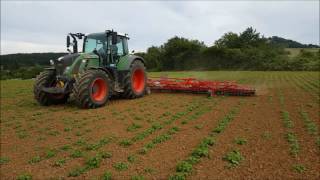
[{"left": 86, "top": 32, "right": 129, "bottom": 39}]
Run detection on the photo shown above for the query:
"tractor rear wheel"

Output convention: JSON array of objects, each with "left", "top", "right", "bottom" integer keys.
[
  {"left": 73, "top": 69, "right": 111, "bottom": 108},
  {"left": 123, "top": 60, "right": 147, "bottom": 98},
  {"left": 34, "top": 70, "right": 69, "bottom": 105}
]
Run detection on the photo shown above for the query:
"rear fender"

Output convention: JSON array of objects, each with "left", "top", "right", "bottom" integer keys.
[{"left": 117, "top": 54, "right": 145, "bottom": 71}]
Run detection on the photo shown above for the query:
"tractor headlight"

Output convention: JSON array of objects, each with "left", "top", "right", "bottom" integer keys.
[
  {"left": 49, "top": 59, "right": 54, "bottom": 65},
  {"left": 82, "top": 59, "right": 88, "bottom": 63}
]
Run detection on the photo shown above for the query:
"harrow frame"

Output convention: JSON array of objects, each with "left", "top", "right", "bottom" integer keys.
[{"left": 147, "top": 77, "right": 255, "bottom": 96}]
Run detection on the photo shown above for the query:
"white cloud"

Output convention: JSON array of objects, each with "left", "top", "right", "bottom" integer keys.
[{"left": 1, "top": 1, "right": 319, "bottom": 55}]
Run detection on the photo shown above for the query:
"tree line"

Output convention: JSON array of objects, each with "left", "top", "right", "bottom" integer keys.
[
  {"left": 136, "top": 27, "right": 319, "bottom": 71},
  {"left": 1, "top": 27, "right": 319, "bottom": 80}
]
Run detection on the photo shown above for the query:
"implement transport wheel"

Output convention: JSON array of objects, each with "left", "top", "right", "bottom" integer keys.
[
  {"left": 123, "top": 60, "right": 147, "bottom": 98},
  {"left": 73, "top": 70, "right": 111, "bottom": 108},
  {"left": 34, "top": 70, "right": 69, "bottom": 106}
]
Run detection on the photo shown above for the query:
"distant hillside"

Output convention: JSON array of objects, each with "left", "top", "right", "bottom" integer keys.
[
  {"left": 1, "top": 52, "right": 67, "bottom": 70},
  {"left": 268, "top": 36, "right": 319, "bottom": 48}
]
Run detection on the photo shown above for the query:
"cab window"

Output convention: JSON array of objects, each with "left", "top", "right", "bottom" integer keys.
[{"left": 116, "top": 37, "right": 124, "bottom": 56}]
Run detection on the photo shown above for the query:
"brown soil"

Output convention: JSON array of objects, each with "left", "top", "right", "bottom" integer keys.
[{"left": 1, "top": 72, "right": 319, "bottom": 180}]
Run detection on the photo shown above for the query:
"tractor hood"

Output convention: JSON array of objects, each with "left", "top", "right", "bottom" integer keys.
[
  {"left": 54, "top": 53, "right": 80, "bottom": 75},
  {"left": 56, "top": 52, "right": 100, "bottom": 78}
]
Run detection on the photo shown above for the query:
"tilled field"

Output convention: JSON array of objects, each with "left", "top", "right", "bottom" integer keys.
[{"left": 0, "top": 71, "right": 319, "bottom": 179}]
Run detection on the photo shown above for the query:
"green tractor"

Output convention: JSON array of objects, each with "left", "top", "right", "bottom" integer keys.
[{"left": 34, "top": 30, "right": 147, "bottom": 108}]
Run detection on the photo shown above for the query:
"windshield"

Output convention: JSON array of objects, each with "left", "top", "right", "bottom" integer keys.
[{"left": 84, "top": 34, "right": 107, "bottom": 54}]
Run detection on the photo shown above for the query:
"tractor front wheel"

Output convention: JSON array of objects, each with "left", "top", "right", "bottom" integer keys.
[
  {"left": 73, "top": 70, "right": 111, "bottom": 108},
  {"left": 34, "top": 70, "right": 69, "bottom": 105},
  {"left": 123, "top": 60, "right": 147, "bottom": 98}
]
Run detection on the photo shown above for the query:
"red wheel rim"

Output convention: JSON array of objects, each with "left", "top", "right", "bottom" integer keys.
[
  {"left": 132, "top": 69, "right": 145, "bottom": 93},
  {"left": 91, "top": 78, "right": 107, "bottom": 102}
]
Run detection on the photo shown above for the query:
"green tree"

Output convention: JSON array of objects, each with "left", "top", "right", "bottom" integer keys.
[{"left": 215, "top": 32, "right": 240, "bottom": 48}]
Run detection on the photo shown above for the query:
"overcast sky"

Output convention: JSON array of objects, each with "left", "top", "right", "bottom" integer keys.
[{"left": 1, "top": 1, "right": 319, "bottom": 55}]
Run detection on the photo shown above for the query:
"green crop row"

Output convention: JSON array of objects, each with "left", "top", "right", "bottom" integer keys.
[
  {"left": 278, "top": 91, "right": 301, "bottom": 158},
  {"left": 28, "top": 148, "right": 59, "bottom": 164},
  {"left": 281, "top": 111, "right": 293, "bottom": 128},
  {"left": 139, "top": 127, "right": 180, "bottom": 155},
  {"left": 119, "top": 100, "right": 206, "bottom": 147},
  {"left": 299, "top": 110, "right": 318, "bottom": 135},
  {"left": 169, "top": 102, "right": 242, "bottom": 180},
  {"left": 68, "top": 151, "right": 112, "bottom": 177},
  {"left": 181, "top": 101, "right": 217, "bottom": 125},
  {"left": 286, "top": 132, "right": 300, "bottom": 157},
  {"left": 72, "top": 136, "right": 111, "bottom": 151}
]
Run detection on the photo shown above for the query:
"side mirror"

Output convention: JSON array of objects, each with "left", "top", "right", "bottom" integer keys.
[
  {"left": 131, "top": 50, "right": 135, "bottom": 54},
  {"left": 67, "top": 36, "right": 70, "bottom": 48},
  {"left": 111, "top": 32, "right": 117, "bottom": 45}
]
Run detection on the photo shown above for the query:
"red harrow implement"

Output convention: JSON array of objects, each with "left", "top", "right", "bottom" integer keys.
[{"left": 147, "top": 77, "right": 255, "bottom": 97}]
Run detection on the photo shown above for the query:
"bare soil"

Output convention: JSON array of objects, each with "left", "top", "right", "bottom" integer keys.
[{"left": 1, "top": 72, "right": 319, "bottom": 180}]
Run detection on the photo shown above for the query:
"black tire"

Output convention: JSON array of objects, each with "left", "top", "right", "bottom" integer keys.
[
  {"left": 73, "top": 69, "right": 111, "bottom": 108},
  {"left": 123, "top": 60, "right": 147, "bottom": 99},
  {"left": 34, "top": 70, "right": 69, "bottom": 106}
]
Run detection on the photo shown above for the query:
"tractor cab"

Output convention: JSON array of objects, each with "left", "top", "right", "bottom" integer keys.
[{"left": 67, "top": 31, "right": 129, "bottom": 68}]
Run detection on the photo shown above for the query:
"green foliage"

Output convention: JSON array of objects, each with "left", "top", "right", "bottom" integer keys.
[
  {"left": 127, "top": 123, "right": 142, "bottom": 132},
  {"left": 85, "top": 156, "right": 102, "bottom": 169},
  {"left": 16, "top": 173, "right": 32, "bottom": 180},
  {"left": 223, "top": 150, "right": 244, "bottom": 167},
  {"left": 99, "top": 151, "right": 112, "bottom": 159},
  {"left": 292, "top": 164, "right": 306, "bottom": 173},
  {"left": 138, "top": 27, "right": 319, "bottom": 71},
  {"left": 286, "top": 132, "right": 300, "bottom": 156},
  {"left": 127, "top": 154, "right": 137, "bottom": 163},
  {"left": 28, "top": 155, "right": 41, "bottom": 164},
  {"left": 140, "top": 127, "right": 180, "bottom": 154},
  {"left": 68, "top": 152, "right": 108, "bottom": 177},
  {"left": 85, "top": 137, "right": 110, "bottom": 151},
  {"left": 0, "top": 156, "right": 10, "bottom": 164},
  {"left": 132, "top": 123, "right": 163, "bottom": 142},
  {"left": 144, "top": 167, "right": 155, "bottom": 173},
  {"left": 300, "top": 110, "right": 318, "bottom": 135},
  {"left": 113, "top": 162, "right": 129, "bottom": 171},
  {"left": 191, "top": 137, "right": 215, "bottom": 158},
  {"left": 119, "top": 139, "right": 133, "bottom": 147},
  {"left": 168, "top": 172, "right": 187, "bottom": 180},
  {"left": 60, "top": 145, "right": 71, "bottom": 151},
  {"left": 234, "top": 137, "right": 247, "bottom": 145},
  {"left": 131, "top": 175, "right": 145, "bottom": 180},
  {"left": 176, "top": 161, "right": 193, "bottom": 173},
  {"left": 185, "top": 156, "right": 200, "bottom": 165},
  {"left": 213, "top": 107, "right": 239, "bottom": 133},
  {"left": 102, "top": 171, "right": 112, "bottom": 180},
  {"left": 1, "top": 53, "right": 66, "bottom": 80},
  {"left": 70, "top": 149, "right": 83, "bottom": 158},
  {"left": 194, "top": 124, "right": 203, "bottom": 129},
  {"left": 281, "top": 111, "right": 293, "bottom": 128},
  {"left": 45, "top": 149, "right": 57, "bottom": 158},
  {"left": 68, "top": 167, "right": 87, "bottom": 177},
  {"left": 53, "top": 158, "right": 66, "bottom": 167}
]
